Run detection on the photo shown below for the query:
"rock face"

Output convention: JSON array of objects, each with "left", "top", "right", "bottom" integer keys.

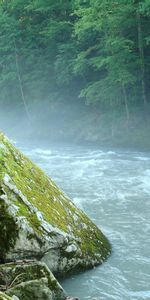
[
  {"left": 0, "top": 133, "right": 111, "bottom": 275},
  {"left": 0, "top": 261, "right": 66, "bottom": 300}
]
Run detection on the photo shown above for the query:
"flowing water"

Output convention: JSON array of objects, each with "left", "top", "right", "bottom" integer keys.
[{"left": 19, "top": 143, "right": 150, "bottom": 300}]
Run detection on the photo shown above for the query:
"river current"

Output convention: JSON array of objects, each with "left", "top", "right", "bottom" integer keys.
[{"left": 19, "top": 143, "right": 150, "bottom": 300}]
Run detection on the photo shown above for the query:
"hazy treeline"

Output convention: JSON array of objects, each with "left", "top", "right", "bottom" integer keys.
[{"left": 0, "top": 0, "right": 150, "bottom": 146}]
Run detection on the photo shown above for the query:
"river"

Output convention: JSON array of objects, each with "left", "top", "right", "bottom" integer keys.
[{"left": 18, "top": 142, "right": 150, "bottom": 300}]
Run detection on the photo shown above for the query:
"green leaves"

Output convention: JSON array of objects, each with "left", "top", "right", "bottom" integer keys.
[
  {"left": 0, "top": 0, "right": 149, "bottom": 120},
  {"left": 139, "top": 0, "right": 150, "bottom": 16}
]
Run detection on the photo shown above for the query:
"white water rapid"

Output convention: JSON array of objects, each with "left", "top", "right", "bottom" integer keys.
[{"left": 19, "top": 143, "right": 150, "bottom": 300}]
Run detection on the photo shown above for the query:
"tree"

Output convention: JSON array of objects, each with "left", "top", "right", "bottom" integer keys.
[
  {"left": 0, "top": 0, "right": 150, "bottom": 137},
  {"left": 74, "top": 1, "right": 138, "bottom": 122}
]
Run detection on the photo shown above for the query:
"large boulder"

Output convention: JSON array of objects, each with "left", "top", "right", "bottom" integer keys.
[
  {"left": 0, "top": 132, "right": 111, "bottom": 275},
  {"left": 0, "top": 261, "right": 65, "bottom": 300}
]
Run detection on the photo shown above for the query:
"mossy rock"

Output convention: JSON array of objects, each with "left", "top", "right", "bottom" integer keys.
[
  {"left": 0, "top": 262, "right": 65, "bottom": 300},
  {"left": 0, "top": 132, "right": 111, "bottom": 275},
  {"left": 0, "top": 292, "right": 14, "bottom": 300}
]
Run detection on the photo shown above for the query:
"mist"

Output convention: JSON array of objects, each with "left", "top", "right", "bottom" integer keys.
[
  {"left": 0, "top": 97, "right": 89, "bottom": 144},
  {"left": 1, "top": 95, "right": 150, "bottom": 152}
]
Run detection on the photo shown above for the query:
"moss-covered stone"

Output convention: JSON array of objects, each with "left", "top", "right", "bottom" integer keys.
[
  {"left": 0, "top": 261, "right": 66, "bottom": 300},
  {"left": 0, "top": 132, "right": 111, "bottom": 274},
  {"left": 0, "top": 292, "right": 15, "bottom": 300}
]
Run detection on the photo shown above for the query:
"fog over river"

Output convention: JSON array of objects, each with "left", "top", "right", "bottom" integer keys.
[{"left": 18, "top": 142, "right": 150, "bottom": 300}]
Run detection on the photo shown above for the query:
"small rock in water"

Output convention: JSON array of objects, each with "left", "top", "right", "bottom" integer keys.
[{"left": 66, "top": 297, "right": 80, "bottom": 300}]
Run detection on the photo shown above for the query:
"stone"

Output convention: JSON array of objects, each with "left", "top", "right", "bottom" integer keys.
[
  {"left": 0, "top": 292, "right": 13, "bottom": 300},
  {"left": 0, "top": 132, "right": 111, "bottom": 275},
  {"left": 65, "top": 297, "right": 80, "bottom": 300},
  {"left": 7, "top": 278, "right": 53, "bottom": 300},
  {"left": 0, "top": 261, "right": 66, "bottom": 300}
]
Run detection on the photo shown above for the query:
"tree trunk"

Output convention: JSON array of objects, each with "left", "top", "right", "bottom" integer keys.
[
  {"left": 14, "top": 42, "right": 31, "bottom": 122},
  {"left": 122, "top": 84, "right": 130, "bottom": 129},
  {"left": 137, "top": 9, "right": 147, "bottom": 105}
]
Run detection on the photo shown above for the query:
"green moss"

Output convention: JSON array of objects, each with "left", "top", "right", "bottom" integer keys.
[{"left": 0, "top": 134, "right": 79, "bottom": 234}]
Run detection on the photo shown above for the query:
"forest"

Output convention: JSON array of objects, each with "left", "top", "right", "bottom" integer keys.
[{"left": 0, "top": 0, "right": 150, "bottom": 149}]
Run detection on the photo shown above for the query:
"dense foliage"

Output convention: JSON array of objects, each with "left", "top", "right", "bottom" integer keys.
[{"left": 0, "top": 0, "right": 150, "bottom": 146}]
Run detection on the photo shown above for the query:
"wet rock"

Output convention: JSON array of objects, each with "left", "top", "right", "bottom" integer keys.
[{"left": 0, "top": 132, "right": 111, "bottom": 275}]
